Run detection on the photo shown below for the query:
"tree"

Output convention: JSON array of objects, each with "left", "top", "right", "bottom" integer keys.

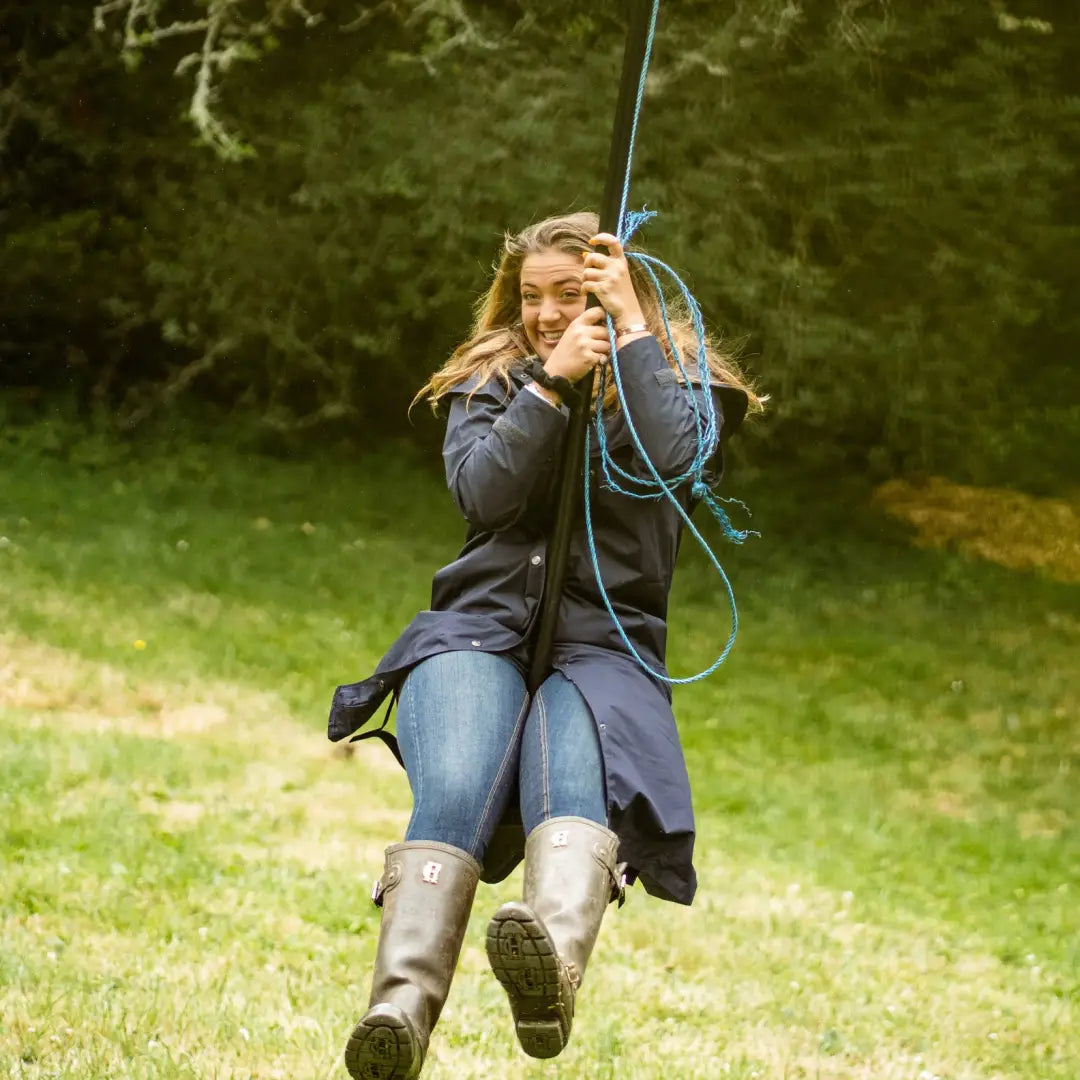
[
  {"left": 90, "top": 0, "right": 501, "bottom": 158},
  {"left": 2, "top": 2, "right": 1076, "bottom": 487}
]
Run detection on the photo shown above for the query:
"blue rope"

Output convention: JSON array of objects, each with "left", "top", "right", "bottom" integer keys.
[
  {"left": 582, "top": 0, "right": 757, "bottom": 685},
  {"left": 616, "top": 2, "right": 661, "bottom": 232}
]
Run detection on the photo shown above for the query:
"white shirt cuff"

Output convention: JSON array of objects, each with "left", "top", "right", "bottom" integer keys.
[{"left": 524, "top": 381, "right": 561, "bottom": 409}]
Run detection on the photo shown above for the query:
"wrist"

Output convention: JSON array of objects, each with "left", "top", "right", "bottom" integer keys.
[
  {"left": 528, "top": 358, "right": 581, "bottom": 408},
  {"left": 614, "top": 305, "right": 646, "bottom": 330},
  {"left": 615, "top": 321, "right": 650, "bottom": 347},
  {"left": 526, "top": 380, "right": 562, "bottom": 407}
]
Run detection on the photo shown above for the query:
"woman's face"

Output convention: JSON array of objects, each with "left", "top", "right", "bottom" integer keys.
[{"left": 519, "top": 248, "right": 587, "bottom": 362}]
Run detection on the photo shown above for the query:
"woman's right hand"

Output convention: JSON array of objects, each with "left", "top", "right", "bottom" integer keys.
[{"left": 543, "top": 306, "right": 611, "bottom": 384}]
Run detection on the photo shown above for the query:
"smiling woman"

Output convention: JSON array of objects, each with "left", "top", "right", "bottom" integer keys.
[
  {"left": 518, "top": 250, "right": 589, "bottom": 360},
  {"left": 329, "top": 209, "right": 762, "bottom": 1080},
  {"left": 414, "top": 211, "right": 761, "bottom": 415}
]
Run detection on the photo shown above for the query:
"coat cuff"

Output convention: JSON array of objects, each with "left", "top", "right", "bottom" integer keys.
[{"left": 503, "top": 375, "right": 571, "bottom": 433}]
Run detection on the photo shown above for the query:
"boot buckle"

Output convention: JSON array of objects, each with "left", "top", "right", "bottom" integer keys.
[{"left": 610, "top": 862, "right": 629, "bottom": 908}]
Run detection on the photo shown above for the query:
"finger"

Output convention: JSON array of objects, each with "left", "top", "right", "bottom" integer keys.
[
  {"left": 584, "top": 265, "right": 625, "bottom": 290},
  {"left": 583, "top": 271, "right": 618, "bottom": 300},
  {"left": 576, "top": 305, "right": 607, "bottom": 324},
  {"left": 589, "top": 233, "right": 624, "bottom": 259}
]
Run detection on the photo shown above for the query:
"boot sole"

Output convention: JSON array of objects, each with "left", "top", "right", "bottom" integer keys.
[
  {"left": 486, "top": 902, "right": 571, "bottom": 1059},
  {"left": 343, "top": 1003, "right": 422, "bottom": 1080}
]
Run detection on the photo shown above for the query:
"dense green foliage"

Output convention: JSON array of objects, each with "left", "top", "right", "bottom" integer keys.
[{"left": 2, "top": 1, "right": 1077, "bottom": 483}]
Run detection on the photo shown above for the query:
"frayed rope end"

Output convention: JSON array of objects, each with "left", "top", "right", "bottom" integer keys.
[{"left": 692, "top": 482, "right": 760, "bottom": 545}]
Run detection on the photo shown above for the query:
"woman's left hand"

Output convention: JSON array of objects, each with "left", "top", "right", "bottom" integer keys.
[{"left": 583, "top": 233, "right": 646, "bottom": 326}]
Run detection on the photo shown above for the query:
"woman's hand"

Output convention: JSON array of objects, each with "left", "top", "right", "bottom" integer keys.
[
  {"left": 583, "top": 233, "right": 646, "bottom": 326},
  {"left": 543, "top": 306, "right": 612, "bottom": 384}
]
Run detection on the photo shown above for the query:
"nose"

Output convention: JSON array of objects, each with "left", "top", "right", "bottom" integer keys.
[{"left": 538, "top": 296, "right": 561, "bottom": 326}]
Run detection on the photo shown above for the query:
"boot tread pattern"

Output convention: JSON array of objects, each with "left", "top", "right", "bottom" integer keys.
[
  {"left": 486, "top": 902, "right": 571, "bottom": 1059},
  {"left": 343, "top": 1004, "right": 421, "bottom": 1080}
]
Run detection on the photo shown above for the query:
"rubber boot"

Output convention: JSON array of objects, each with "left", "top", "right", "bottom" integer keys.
[
  {"left": 344, "top": 841, "right": 481, "bottom": 1080},
  {"left": 485, "top": 816, "right": 621, "bottom": 1059}
]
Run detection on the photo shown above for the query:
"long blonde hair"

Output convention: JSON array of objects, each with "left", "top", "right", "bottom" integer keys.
[{"left": 414, "top": 211, "right": 764, "bottom": 414}]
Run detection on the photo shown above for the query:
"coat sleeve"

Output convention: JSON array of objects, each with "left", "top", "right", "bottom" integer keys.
[
  {"left": 612, "top": 336, "right": 748, "bottom": 482},
  {"left": 443, "top": 376, "right": 569, "bottom": 532}
]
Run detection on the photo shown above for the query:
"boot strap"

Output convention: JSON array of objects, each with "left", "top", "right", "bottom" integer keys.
[{"left": 371, "top": 862, "right": 402, "bottom": 907}]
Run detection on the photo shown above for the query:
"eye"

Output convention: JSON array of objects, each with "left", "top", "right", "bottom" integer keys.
[{"left": 560, "top": 290, "right": 581, "bottom": 300}]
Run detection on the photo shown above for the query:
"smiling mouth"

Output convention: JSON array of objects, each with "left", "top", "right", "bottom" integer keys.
[{"left": 539, "top": 331, "right": 563, "bottom": 345}]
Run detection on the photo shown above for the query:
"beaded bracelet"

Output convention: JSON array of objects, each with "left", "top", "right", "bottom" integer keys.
[{"left": 527, "top": 359, "right": 581, "bottom": 408}]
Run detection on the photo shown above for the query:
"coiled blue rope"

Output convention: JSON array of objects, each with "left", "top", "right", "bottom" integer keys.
[{"left": 582, "top": 0, "right": 757, "bottom": 684}]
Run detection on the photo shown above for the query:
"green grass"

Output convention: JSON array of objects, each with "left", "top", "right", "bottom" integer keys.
[{"left": 1, "top": 425, "right": 1077, "bottom": 1079}]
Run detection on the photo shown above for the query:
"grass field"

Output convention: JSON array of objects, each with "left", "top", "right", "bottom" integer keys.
[{"left": 1, "top": 425, "right": 1077, "bottom": 1079}]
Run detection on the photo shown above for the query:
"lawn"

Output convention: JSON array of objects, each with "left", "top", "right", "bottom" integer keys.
[{"left": 1, "top": 425, "right": 1077, "bottom": 1079}]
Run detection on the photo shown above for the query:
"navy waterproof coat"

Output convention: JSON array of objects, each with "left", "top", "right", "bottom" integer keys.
[{"left": 328, "top": 336, "right": 748, "bottom": 905}]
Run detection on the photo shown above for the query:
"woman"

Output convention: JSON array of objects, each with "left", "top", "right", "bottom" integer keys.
[{"left": 329, "top": 211, "right": 762, "bottom": 1080}]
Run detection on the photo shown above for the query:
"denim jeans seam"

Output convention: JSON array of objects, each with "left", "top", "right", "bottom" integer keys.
[
  {"left": 406, "top": 673, "right": 424, "bottom": 825},
  {"left": 537, "top": 687, "right": 551, "bottom": 821},
  {"left": 468, "top": 690, "right": 530, "bottom": 857}
]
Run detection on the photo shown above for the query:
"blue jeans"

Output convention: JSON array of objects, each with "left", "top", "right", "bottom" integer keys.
[{"left": 396, "top": 651, "right": 607, "bottom": 861}]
